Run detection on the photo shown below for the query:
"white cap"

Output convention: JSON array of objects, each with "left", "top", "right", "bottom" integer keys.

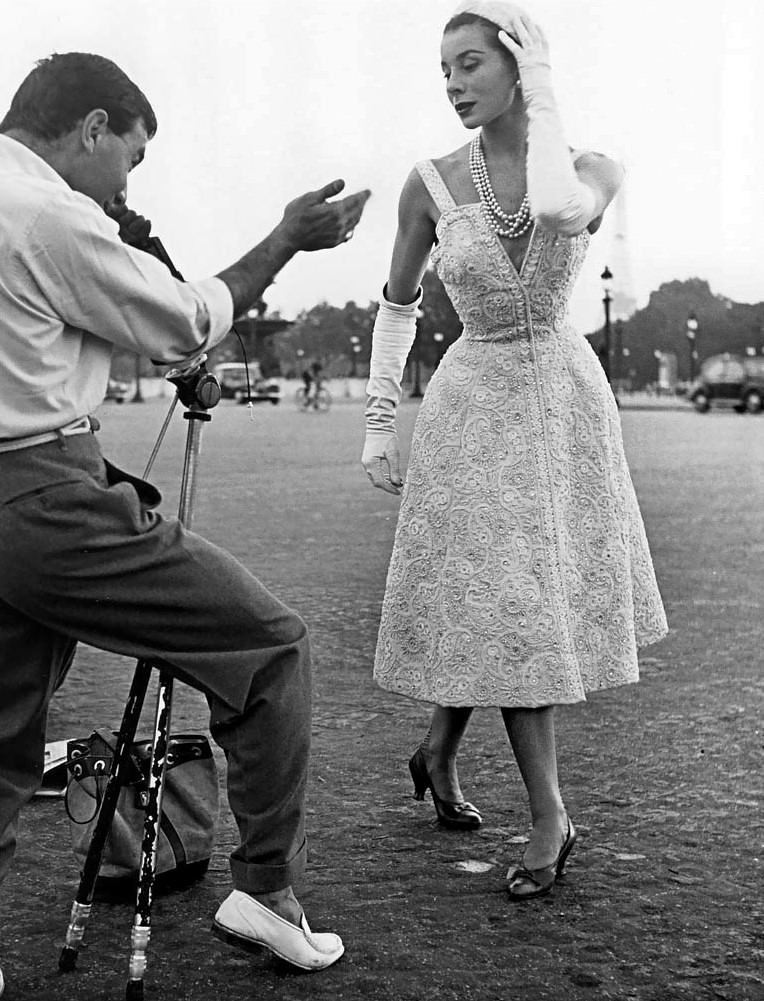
[{"left": 449, "top": 0, "right": 534, "bottom": 36}]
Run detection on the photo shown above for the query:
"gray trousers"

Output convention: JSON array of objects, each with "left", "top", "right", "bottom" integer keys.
[{"left": 0, "top": 433, "right": 311, "bottom": 894}]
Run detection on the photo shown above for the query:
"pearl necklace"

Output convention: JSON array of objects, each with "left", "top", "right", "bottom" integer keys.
[{"left": 469, "top": 135, "right": 532, "bottom": 239}]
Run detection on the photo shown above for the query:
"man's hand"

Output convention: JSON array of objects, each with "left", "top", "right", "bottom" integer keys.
[
  {"left": 216, "top": 179, "right": 372, "bottom": 318},
  {"left": 105, "top": 197, "right": 152, "bottom": 248},
  {"left": 279, "top": 180, "right": 371, "bottom": 253}
]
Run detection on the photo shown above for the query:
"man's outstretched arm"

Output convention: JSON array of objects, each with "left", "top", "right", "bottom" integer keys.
[{"left": 216, "top": 179, "right": 371, "bottom": 318}]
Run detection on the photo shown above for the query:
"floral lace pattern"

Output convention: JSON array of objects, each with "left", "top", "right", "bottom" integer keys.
[{"left": 373, "top": 160, "right": 668, "bottom": 708}]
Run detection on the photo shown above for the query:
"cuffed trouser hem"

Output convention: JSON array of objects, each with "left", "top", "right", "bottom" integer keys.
[{"left": 231, "top": 837, "right": 308, "bottom": 894}]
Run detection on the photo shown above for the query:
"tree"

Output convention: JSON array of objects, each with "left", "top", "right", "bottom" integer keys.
[
  {"left": 588, "top": 278, "right": 764, "bottom": 389},
  {"left": 275, "top": 300, "right": 377, "bottom": 377}
]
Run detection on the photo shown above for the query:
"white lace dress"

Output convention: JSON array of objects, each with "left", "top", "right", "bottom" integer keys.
[{"left": 373, "top": 160, "right": 668, "bottom": 708}]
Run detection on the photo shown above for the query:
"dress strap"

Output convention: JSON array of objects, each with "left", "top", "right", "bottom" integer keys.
[{"left": 415, "top": 160, "right": 457, "bottom": 215}]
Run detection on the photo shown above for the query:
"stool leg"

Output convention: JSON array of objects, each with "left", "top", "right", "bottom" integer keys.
[
  {"left": 125, "top": 670, "right": 174, "bottom": 1000},
  {"left": 59, "top": 659, "right": 153, "bottom": 972}
]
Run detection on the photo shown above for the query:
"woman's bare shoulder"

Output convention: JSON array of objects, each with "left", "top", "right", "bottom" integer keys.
[
  {"left": 398, "top": 165, "right": 435, "bottom": 215},
  {"left": 431, "top": 143, "right": 471, "bottom": 179}
]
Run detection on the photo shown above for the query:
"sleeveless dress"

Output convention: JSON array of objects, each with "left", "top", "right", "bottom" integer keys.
[{"left": 373, "top": 159, "right": 668, "bottom": 708}]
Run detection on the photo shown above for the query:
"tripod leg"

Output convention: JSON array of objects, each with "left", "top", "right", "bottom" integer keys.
[
  {"left": 125, "top": 670, "right": 173, "bottom": 1001},
  {"left": 59, "top": 659, "right": 153, "bottom": 972}
]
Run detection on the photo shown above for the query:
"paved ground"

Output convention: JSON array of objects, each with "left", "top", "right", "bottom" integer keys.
[{"left": 1, "top": 389, "right": 762, "bottom": 1000}]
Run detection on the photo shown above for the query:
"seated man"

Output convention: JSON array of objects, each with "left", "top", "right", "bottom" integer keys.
[{"left": 0, "top": 51, "right": 370, "bottom": 992}]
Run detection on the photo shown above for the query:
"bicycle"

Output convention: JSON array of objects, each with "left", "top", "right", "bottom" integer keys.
[{"left": 294, "top": 384, "right": 332, "bottom": 412}]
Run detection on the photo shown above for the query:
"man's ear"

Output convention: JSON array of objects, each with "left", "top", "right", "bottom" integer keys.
[{"left": 79, "top": 109, "right": 110, "bottom": 153}]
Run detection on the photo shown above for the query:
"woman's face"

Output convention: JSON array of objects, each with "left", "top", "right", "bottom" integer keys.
[{"left": 440, "top": 23, "right": 518, "bottom": 129}]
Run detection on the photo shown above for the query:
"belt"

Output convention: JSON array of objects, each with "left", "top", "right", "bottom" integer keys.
[{"left": 0, "top": 416, "right": 98, "bottom": 454}]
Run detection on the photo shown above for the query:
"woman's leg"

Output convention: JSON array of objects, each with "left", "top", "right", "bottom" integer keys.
[
  {"left": 419, "top": 705, "right": 474, "bottom": 801},
  {"left": 500, "top": 706, "right": 568, "bottom": 868}
]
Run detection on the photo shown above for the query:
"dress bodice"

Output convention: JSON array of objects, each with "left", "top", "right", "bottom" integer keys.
[{"left": 417, "top": 161, "right": 590, "bottom": 343}]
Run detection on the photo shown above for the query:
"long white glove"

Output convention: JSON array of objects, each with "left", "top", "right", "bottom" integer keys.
[
  {"left": 498, "top": 17, "right": 597, "bottom": 236},
  {"left": 361, "top": 286, "right": 422, "bottom": 495}
]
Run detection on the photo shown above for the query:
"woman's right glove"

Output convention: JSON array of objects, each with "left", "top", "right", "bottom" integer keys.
[{"left": 362, "top": 286, "right": 422, "bottom": 495}]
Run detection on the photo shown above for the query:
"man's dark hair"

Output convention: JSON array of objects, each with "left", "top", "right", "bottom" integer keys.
[{"left": 0, "top": 52, "right": 157, "bottom": 140}]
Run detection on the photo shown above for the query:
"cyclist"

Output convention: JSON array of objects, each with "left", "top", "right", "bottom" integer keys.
[
  {"left": 300, "top": 362, "right": 325, "bottom": 409},
  {"left": 308, "top": 362, "right": 324, "bottom": 409},
  {"left": 301, "top": 366, "right": 314, "bottom": 407}
]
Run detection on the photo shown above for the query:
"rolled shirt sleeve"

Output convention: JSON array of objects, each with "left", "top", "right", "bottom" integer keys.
[
  {"left": 19, "top": 194, "right": 234, "bottom": 363},
  {"left": 0, "top": 163, "right": 237, "bottom": 437}
]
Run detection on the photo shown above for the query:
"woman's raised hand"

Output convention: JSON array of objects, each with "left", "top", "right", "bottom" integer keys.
[{"left": 497, "top": 16, "right": 551, "bottom": 74}]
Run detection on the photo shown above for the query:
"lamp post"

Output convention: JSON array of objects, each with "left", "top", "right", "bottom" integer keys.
[
  {"left": 600, "top": 266, "right": 613, "bottom": 386},
  {"left": 686, "top": 313, "right": 698, "bottom": 383},
  {"left": 349, "top": 335, "right": 360, "bottom": 378},
  {"left": 433, "top": 331, "right": 445, "bottom": 369},
  {"left": 613, "top": 319, "right": 624, "bottom": 390},
  {"left": 131, "top": 354, "right": 144, "bottom": 403},
  {"left": 622, "top": 347, "right": 631, "bottom": 392},
  {"left": 410, "top": 307, "right": 424, "bottom": 398}
]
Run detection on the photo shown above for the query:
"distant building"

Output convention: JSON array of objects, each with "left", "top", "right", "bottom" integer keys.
[{"left": 209, "top": 300, "right": 292, "bottom": 377}]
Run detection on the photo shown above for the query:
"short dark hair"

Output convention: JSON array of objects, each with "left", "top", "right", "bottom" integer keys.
[{"left": 0, "top": 52, "right": 157, "bottom": 140}]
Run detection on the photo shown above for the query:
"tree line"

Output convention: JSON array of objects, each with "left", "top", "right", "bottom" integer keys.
[{"left": 113, "top": 271, "right": 764, "bottom": 392}]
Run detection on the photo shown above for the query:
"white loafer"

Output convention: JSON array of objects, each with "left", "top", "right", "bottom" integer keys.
[{"left": 212, "top": 890, "right": 344, "bottom": 971}]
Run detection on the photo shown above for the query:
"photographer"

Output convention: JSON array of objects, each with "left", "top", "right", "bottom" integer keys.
[{"left": 0, "top": 51, "right": 370, "bottom": 989}]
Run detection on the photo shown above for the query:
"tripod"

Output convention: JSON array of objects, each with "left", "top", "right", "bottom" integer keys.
[{"left": 59, "top": 359, "right": 222, "bottom": 1001}]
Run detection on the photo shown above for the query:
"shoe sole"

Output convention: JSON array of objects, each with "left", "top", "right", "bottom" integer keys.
[
  {"left": 211, "top": 920, "right": 343, "bottom": 971},
  {"left": 437, "top": 815, "right": 483, "bottom": 830}
]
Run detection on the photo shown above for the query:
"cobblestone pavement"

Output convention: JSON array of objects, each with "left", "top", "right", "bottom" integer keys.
[{"left": 1, "top": 394, "right": 762, "bottom": 1000}]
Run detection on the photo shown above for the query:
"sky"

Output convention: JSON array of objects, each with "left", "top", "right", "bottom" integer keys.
[{"left": 1, "top": 0, "right": 762, "bottom": 333}]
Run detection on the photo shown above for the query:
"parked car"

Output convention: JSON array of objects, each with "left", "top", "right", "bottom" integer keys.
[
  {"left": 104, "top": 377, "right": 130, "bottom": 403},
  {"left": 688, "top": 353, "right": 764, "bottom": 413},
  {"left": 212, "top": 362, "right": 281, "bottom": 405}
]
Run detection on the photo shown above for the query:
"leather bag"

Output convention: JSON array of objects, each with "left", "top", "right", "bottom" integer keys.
[{"left": 65, "top": 728, "right": 219, "bottom": 892}]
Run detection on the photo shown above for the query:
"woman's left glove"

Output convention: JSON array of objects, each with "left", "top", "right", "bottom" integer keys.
[
  {"left": 362, "top": 409, "right": 403, "bottom": 495},
  {"left": 362, "top": 286, "right": 422, "bottom": 495},
  {"left": 499, "top": 16, "right": 597, "bottom": 235}
]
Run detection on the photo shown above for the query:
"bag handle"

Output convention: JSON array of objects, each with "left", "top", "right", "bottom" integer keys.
[{"left": 64, "top": 728, "right": 139, "bottom": 825}]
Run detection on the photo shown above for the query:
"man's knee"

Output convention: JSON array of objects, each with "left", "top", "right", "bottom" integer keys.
[{"left": 248, "top": 603, "right": 311, "bottom": 670}]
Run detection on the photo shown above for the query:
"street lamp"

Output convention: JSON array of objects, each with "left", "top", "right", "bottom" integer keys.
[
  {"left": 686, "top": 313, "right": 699, "bottom": 383},
  {"left": 410, "top": 307, "right": 425, "bottom": 398},
  {"left": 349, "top": 335, "right": 360, "bottom": 378},
  {"left": 653, "top": 349, "right": 663, "bottom": 396},
  {"left": 433, "top": 331, "right": 445, "bottom": 369},
  {"left": 600, "top": 266, "right": 613, "bottom": 386},
  {"left": 131, "top": 353, "right": 144, "bottom": 403},
  {"left": 613, "top": 319, "right": 624, "bottom": 389}
]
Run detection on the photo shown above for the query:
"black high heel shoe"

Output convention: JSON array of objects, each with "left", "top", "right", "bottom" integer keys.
[
  {"left": 408, "top": 747, "right": 482, "bottom": 830},
  {"left": 506, "top": 816, "right": 577, "bottom": 901}
]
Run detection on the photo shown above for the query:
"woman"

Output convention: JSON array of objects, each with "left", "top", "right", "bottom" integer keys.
[{"left": 361, "top": 0, "right": 668, "bottom": 901}]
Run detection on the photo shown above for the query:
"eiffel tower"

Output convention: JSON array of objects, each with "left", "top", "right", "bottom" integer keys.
[{"left": 608, "top": 182, "right": 637, "bottom": 322}]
